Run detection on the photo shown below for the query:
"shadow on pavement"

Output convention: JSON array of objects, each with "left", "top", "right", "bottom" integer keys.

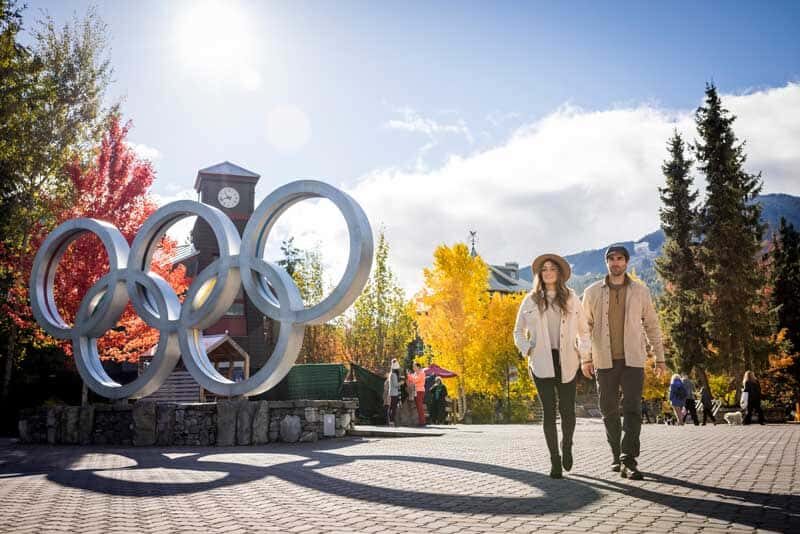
[
  {"left": 0, "top": 440, "right": 599, "bottom": 515},
  {"left": 5, "top": 440, "right": 797, "bottom": 527},
  {"left": 573, "top": 472, "right": 799, "bottom": 531}
]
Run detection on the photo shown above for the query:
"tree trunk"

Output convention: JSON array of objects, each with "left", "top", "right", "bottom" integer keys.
[
  {"left": 732, "top": 374, "right": 742, "bottom": 407},
  {"left": 695, "top": 366, "right": 711, "bottom": 397},
  {"left": 457, "top": 380, "right": 467, "bottom": 421},
  {"left": 1, "top": 323, "right": 18, "bottom": 402}
]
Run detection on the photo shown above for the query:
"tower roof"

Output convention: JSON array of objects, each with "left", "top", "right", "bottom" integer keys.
[{"left": 194, "top": 161, "right": 260, "bottom": 190}]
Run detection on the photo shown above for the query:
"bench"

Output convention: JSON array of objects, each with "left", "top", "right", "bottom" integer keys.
[{"left": 696, "top": 398, "right": 722, "bottom": 417}]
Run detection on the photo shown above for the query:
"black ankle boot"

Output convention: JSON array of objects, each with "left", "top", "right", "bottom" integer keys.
[
  {"left": 562, "top": 441, "right": 573, "bottom": 472},
  {"left": 550, "top": 456, "right": 563, "bottom": 479}
]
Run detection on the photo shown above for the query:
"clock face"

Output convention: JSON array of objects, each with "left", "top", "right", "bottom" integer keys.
[{"left": 217, "top": 187, "right": 240, "bottom": 208}]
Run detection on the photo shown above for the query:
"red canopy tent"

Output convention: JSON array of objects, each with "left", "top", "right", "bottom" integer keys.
[{"left": 424, "top": 364, "right": 458, "bottom": 378}]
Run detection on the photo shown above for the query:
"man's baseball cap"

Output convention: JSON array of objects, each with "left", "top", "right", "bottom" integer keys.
[{"left": 605, "top": 244, "right": 630, "bottom": 261}]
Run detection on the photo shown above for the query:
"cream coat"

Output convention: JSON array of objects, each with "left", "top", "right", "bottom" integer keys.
[
  {"left": 580, "top": 275, "right": 665, "bottom": 369},
  {"left": 513, "top": 289, "right": 591, "bottom": 383}
]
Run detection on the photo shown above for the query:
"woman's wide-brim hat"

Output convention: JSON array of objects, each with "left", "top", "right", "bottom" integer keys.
[{"left": 531, "top": 253, "right": 571, "bottom": 282}]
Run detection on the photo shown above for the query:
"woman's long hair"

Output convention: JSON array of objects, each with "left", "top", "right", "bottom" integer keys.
[
  {"left": 743, "top": 370, "right": 757, "bottom": 386},
  {"left": 531, "top": 260, "right": 570, "bottom": 312}
]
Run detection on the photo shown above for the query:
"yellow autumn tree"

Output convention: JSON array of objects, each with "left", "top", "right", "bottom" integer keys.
[
  {"left": 417, "top": 244, "right": 536, "bottom": 421},
  {"left": 472, "top": 292, "right": 533, "bottom": 396},
  {"left": 417, "top": 243, "right": 488, "bottom": 414},
  {"left": 472, "top": 292, "right": 536, "bottom": 421}
]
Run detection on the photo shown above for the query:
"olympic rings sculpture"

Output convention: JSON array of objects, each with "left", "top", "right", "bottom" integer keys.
[{"left": 29, "top": 180, "right": 373, "bottom": 400}]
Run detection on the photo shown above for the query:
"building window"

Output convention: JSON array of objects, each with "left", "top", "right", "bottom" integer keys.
[{"left": 225, "top": 302, "right": 245, "bottom": 316}]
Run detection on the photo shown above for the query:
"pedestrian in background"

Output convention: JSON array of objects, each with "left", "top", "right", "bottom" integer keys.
[
  {"left": 681, "top": 374, "right": 699, "bottom": 426},
  {"left": 406, "top": 362, "right": 427, "bottom": 426},
  {"left": 742, "top": 371, "right": 765, "bottom": 425},
  {"left": 669, "top": 374, "right": 686, "bottom": 426},
  {"left": 384, "top": 359, "right": 400, "bottom": 426},
  {"left": 429, "top": 377, "right": 448, "bottom": 424},
  {"left": 641, "top": 397, "right": 652, "bottom": 424},
  {"left": 699, "top": 385, "right": 716, "bottom": 425}
]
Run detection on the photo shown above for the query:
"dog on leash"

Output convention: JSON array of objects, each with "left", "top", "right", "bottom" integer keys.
[{"left": 724, "top": 411, "right": 743, "bottom": 425}]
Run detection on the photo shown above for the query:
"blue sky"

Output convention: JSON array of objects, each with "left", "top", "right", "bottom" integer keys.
[{"left": 24, "top": 1, "right": 800, "bottom": 292}]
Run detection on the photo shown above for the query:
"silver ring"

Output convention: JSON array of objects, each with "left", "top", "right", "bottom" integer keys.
[{"left": 29, "top": 180, "right": 373, "bottom": 399}]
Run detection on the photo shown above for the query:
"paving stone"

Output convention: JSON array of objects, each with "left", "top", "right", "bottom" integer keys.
[{"left": 0, "top": 422, "right": 797, "bottom": 532}]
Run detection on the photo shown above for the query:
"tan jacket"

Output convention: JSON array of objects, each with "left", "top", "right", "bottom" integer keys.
[
  {"left": 581, "top": 275, "right": 665, "bottom": 369},
  {"left": 513, "top": 289, "right": 591, "bottom": 383}
]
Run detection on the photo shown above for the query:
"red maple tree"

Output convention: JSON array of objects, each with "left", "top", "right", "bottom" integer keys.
[{"left": 7, "top": 116, "right": 191, "bottom": 363}]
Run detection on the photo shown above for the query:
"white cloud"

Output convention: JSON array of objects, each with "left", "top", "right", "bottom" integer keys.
[
  {"left": 252, "top": 83, "right": 800, "bottom": 296},
  {"left": 127, "top": 142, "right": 161, "bottom": 162},
  {"left": 151, "top": 189, "right": 197, "bottom": 246},
  {"left": 386, "top": 108, "right": 474, "bottom": 144},
  {"left": 722, "top": 84, "right": 800, "bottom": 194}
]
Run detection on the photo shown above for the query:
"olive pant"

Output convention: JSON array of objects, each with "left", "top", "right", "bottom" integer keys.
[
  {"left": 597, "top": 359, "right": 644, "bottom": 469},
  {"left": 533, "top": 350, "right": 577, "bottom": 462}
]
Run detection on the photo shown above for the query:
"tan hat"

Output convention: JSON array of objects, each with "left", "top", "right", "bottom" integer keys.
[{"left": 531, "top": 253, "right": 571, "bottom": 282}]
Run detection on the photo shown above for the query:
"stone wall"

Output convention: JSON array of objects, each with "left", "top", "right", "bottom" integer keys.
[{"left": 18, "top": 399, "right": 357, "bottom": 446}]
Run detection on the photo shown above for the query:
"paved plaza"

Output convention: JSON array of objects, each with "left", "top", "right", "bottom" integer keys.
[{"left": 0, "top": 420, "right": 797, "bottom": 533}]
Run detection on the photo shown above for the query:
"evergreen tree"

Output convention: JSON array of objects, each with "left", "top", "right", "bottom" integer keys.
[
  {"left": 771, "top": 218, "right": 800, "bottom": 352},
  {"left": 656, "top": 132, "right": 710, "bottom": 386},
  {"left": 292, "top": 246, "right": 342, "bottom": 364},
  {"left": 278, "top": 237, "right": 302, "bottom": 277},
  {"left": 695, "top": 83, "right": 767, "bottom": 376},
  {"left": 766, "top": 217, "right": 800, "bottom": 420},
  {"left": 344, "top": 231, "right": 415, "bottom": 372}
]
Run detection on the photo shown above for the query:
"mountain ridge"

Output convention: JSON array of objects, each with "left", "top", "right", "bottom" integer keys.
[{"left": 517, "top": 193, "right": 800, "bottom": 292}]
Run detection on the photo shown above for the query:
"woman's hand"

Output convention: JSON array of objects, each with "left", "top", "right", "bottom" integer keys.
[{"left": 581, "top": 361, "right": 594, "bottom": 379}]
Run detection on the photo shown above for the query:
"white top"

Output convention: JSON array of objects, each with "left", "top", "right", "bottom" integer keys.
[
  {"left": 513, "top": 289, "right": 591, "bottom": 383},
  {"left": 544, "top": 291, "right": 561, "bottom": 350}
]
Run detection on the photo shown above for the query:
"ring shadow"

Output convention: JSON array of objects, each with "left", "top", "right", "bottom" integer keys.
[
  {"left": 2, "top": 441, "right": 797, "bottom": 527},
  {"left": 3, "top": 440, "right": 598, "bottom": 516}
]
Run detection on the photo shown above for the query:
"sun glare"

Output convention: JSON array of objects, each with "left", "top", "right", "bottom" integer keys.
[{"left": 174, "top": 0, "right": 261, "bottom": 90}]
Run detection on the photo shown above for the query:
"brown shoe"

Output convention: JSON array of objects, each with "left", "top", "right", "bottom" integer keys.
[{"left": 621, "top": 466, "right": 643, "bottom": 480}]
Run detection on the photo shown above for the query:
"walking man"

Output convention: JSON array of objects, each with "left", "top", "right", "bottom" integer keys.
[
  {"left": 699, "top": 385, "right": 717, "bottom": 425},
  {"left": 681, "top": 374, "right": 699, "bottom": 425},
  {"left": 581, "top": 245, "right": 666, "bottom": 480}
]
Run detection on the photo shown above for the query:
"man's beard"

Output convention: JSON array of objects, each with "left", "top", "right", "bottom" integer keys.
[{"left": 609, "top": 266, "right": 626, "bottom": 276}]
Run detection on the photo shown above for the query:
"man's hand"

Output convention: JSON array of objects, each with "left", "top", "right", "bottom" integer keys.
[
  {"left": 581, "top": 361, "right": 594, "bottom": 379},
  {"left": 654, "top": 361, "right": 667, "bottom": 377}
]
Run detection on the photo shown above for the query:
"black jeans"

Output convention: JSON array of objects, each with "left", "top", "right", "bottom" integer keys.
[
  {"left": 533, "top": 350, "right": 577, "bottom": 461},
  {"left": 597, "top": 359, "right": 643, "bottom": 469},
  {"left": 388, "top": 396, "right": 399, "bottom": 423},
  {"left": 683, "top": 399, "right": 699, "bottom": 425},
  {"left": 744, "top": 403, "right": 765, "bottom": 425},
  {"left": 701, "top": 402, "right": 716, "bottom": 424}
]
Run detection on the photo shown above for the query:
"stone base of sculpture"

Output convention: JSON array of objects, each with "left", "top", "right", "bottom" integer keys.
[{"left": 17, "top": 399, "right": 357, "bottom": 446}]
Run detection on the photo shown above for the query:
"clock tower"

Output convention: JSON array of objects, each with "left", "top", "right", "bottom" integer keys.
[{"left": 190, "top": 161, "right": 275, "bottom": 370}]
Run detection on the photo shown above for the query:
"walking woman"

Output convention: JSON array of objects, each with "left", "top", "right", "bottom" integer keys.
[
  {"left": 513, "top": 254, "right": 590, "bottom": 479},
  {"left": 668, "top": 374, "right": 686, "bottom": 425},
  {"left": 742, "top": 371, "right": 765, "bottom": 425},
  {"left": 384, "top": 359, "right": 400, "bottom": 426}
]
